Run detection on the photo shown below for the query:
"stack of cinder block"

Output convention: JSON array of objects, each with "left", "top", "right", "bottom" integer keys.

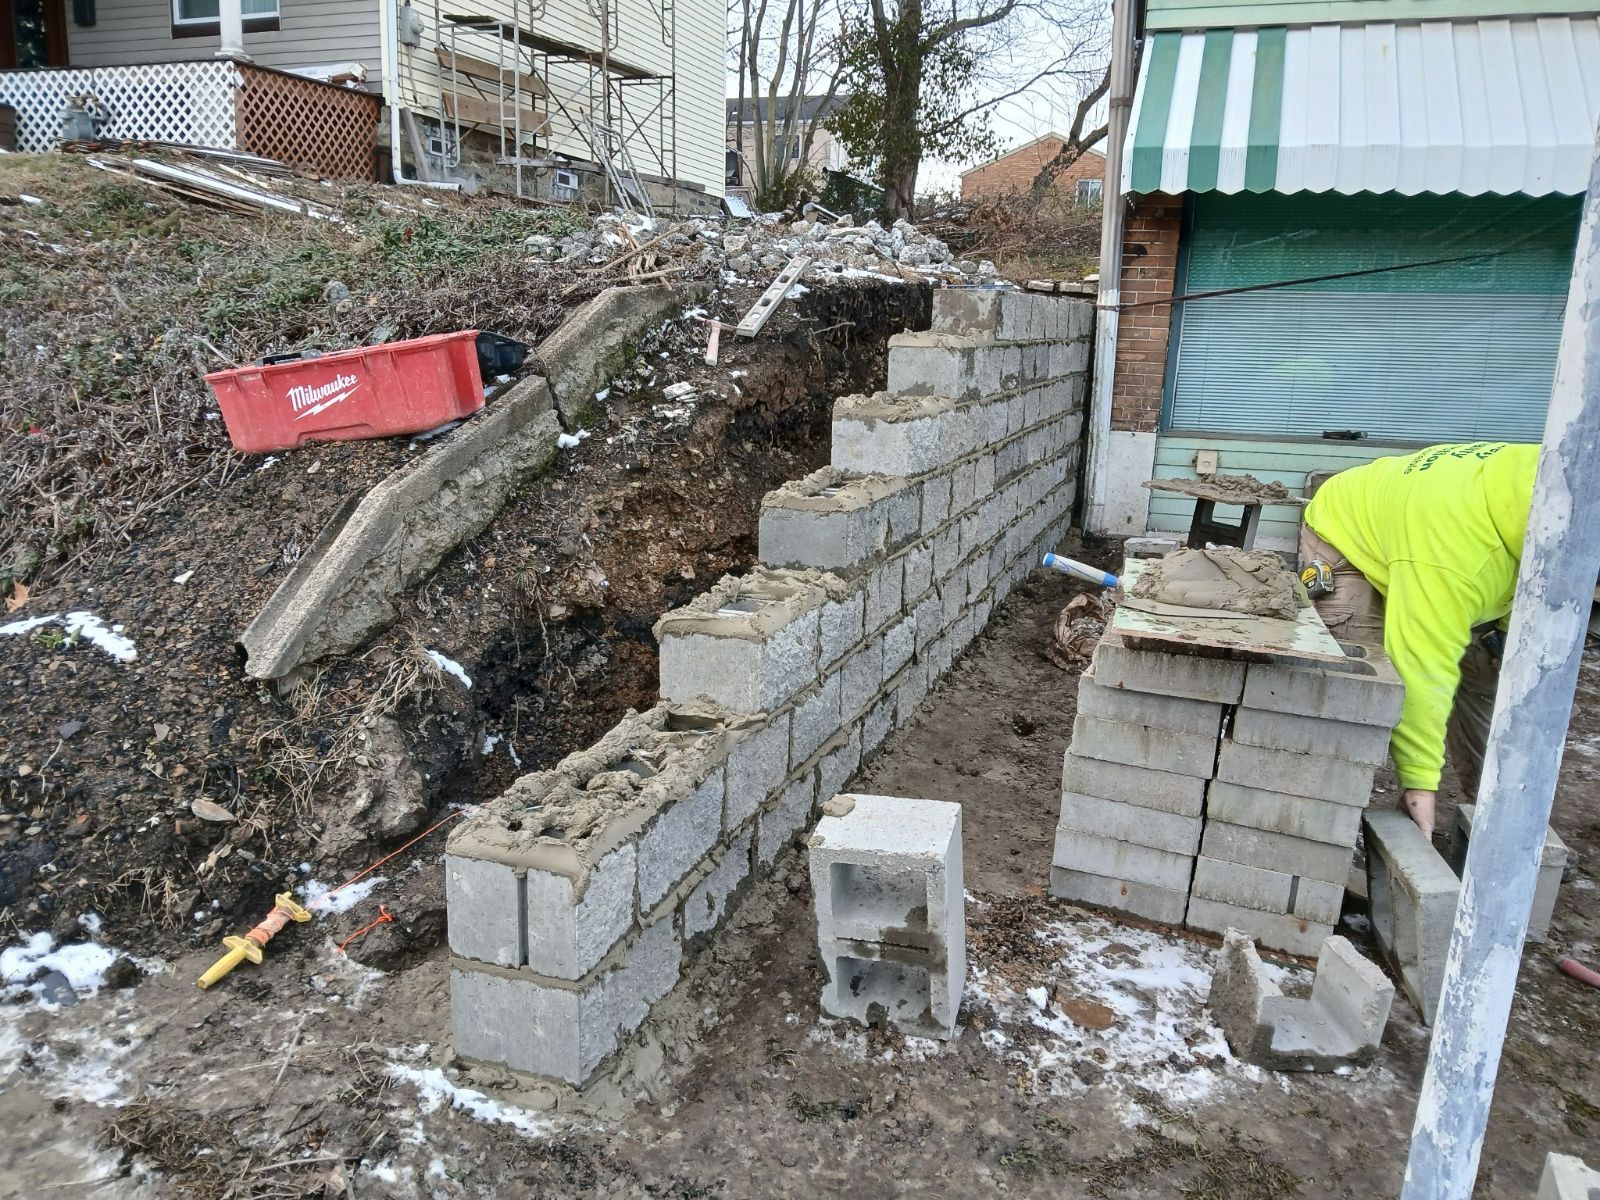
[
  {"left": 1052, "top": 629, "right": 1405, "bottom": 957},
  {"left": 447, "top": 288, "right": 1093, "bottom": 1085}
]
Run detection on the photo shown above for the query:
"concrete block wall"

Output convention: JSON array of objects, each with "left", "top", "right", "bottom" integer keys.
[
  {"left": 1052, "top": 622, "right": 1406, "bottom": 959},
  {"left": 447, "top": 288, "right": 1092, "bottom": 1084}
]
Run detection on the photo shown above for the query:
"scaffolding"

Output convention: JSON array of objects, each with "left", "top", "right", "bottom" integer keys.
[{"left": 437, "top": 1, "right": 678, "bottom": 210}]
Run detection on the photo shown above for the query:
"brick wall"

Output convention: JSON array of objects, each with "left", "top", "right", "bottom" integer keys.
[
  {"left": 445, "top": 289, "right": 1095, "bottom": 1086},
  {"left": 960, "top": 137, "right": 1106, "bottom": 200},
  {"left": 1110, "top": 193, "right": 1183, "bottom": 434}
]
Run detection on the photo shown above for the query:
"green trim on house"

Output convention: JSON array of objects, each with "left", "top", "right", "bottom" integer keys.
[
  {"left": 1145, "top": 0, "right": 1596, "bottom": 32},
  {"left": 1130, "top": 32, "right": 1183, "bottom": 194},
  {"left": 1243, "top": 26, "right": 1284, "bottom": 192},
  {"left": 1186, "top": 30, "right": 1234, "bottom": 192}
]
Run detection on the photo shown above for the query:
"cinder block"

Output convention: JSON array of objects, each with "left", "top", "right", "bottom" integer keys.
[
  {"left": 1076, "top": 668, "right": 1225, "bottom": 737},
  {"left": 759, "top": 467, "right": 915, "bottom": 574},
  {"left": 450, "top": 916, "right": 680, "bottom": 1085},
  {"left": 1070, "top": 714, "right": 1219, "bottom": 779},
  {"left": 757, "top": 774, "right": 815, "bottom": 866},
  {"left": 1215, "top": 740, "right": 1376, "bottom": 807},
  {"left": 887, "top": 332, "right": 1020, "bottom": 400},
  {"left": 1364, "top": 809, "right": 1462, "bottom": 1023},
  {"left": 1447, "top": 803, "right": 1568, "bottom": 942},
  {"left": 1200, "top": 821, "right": 1357, "bottom": 886},
  {"left": 1293, "top": 877, "right": 1347, "bottom": 925},
  {"left": 863, "top": 694, "right": 894, "bottom": 756},
  {"left": 816, "top": 727, "right": 863, "bottom": 803},
  {"left": 1051, "top": 827, "right": 1194, "bottom": 892},
  {"left": 1208, "top": 929, "right": 1391, "bottom": 1071},
  {"left": 1091, "top": 636, "right": 1246, "bottom": 704},
  {"left": 903, "top": 543, "right": 934, "bottom": 600},
  {"left": 683, "top": 830, "right": 753, "bottom": 940},
  {"left": 882, "top": 614, "right": 916, "bottom": 680},
  {"left": 1205, "top": 780, "right": 1363, "bottom": 848},
  {"left": 637, "top": 768, "right": 725, "bottom": 911},
  {"left": 1057, "top": 792, "right": 1202, "bottom": 856},
  {"left": 1242, "top": 654, "right": 1404, "bottom": 728},
  {"left": 913, "top": 591, "right": 942, "bottom": 652},
  {"left": 1186, "top": 896, "right": 1334, "bottom": 958},
  {"left": 725, "top": 712, "right": 791, "bottom": 830},
  {"left": 920, "top": 473, "right": 952, "bottom": 534},
  {"left": 810, "top": 794, "right": 964, "bottom": 1038},
  {"left": 791, "top": 672, "right": 843, "bottom": 766},
  {"left": 865, "top": 558, "right": 904, "bottom": 631},
  {"left": 820, "top": 588, "right": 866, "bottom": 669},
  {"left": 656, "top": 571, "right": 824, "bottom": 713},
  {"left": 949, "top": 461, "right": 976, "bottom": 518},
  {"left": 932, "top": 524, "right": 961, "bottom": 579},
  {"left": 1231, "top": 706, "right": 1391, "bottom": 767},
  {"left": 1193, "top": 856, "right": 1292, "bottom": 915},
  {"left": 444, "top": 854, "right": 524, "bottom": 968},
  {"left": 894, "top": 660, "right": 929, "bottom": 726},
  {"left": 1049, "top": 866, "right": 1189, "bottom": 925},
  {"left": 521, "top": 845, "right": 638, "bottom": 980},
  {"left": 1060, "top": 752, "right": 1206, "bottom": 818},
  {"left": 832, "top": 392, "right": 971, "bottom": 478},
  {"left": 840, "top": 640, "right": 882, "bottom": 717},
  {"left": 1540, "top": 1154, "right": 1600, "bottom": 1200}
]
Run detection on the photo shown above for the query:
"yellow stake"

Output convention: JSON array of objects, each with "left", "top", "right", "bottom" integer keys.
[{"left": 197, "top": 892, "right": 311, "bottom": 989}]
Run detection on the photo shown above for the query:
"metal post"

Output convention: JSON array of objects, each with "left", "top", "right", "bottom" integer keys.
[
  {"left": 1400, "top": 128, "right": 1600, "bottom": 1200},
  {"left": 1083, "top": 0, "right": 1136, "bottom": 534}
]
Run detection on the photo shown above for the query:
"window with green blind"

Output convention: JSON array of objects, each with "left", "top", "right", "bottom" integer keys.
[{"left": 1164, "top": 192, "right": 1581, "bottom": 443}]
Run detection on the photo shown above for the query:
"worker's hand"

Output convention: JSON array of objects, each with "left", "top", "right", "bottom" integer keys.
[{"left": 1402, "top": 789, "right": 1437, "bottom": 840}]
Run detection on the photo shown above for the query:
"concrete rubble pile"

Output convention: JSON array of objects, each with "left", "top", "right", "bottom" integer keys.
[
  {"left": 1052, "top": 616, "right": 1406, "bottom": 958},
  {"left": 524, "top": 210, "right": 996, "bottom": 283},
  {"left": 446, "top": 288, "right": 1090, "bottom": 1085}
]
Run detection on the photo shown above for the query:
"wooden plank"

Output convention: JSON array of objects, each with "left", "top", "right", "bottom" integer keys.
[
  {"left": 442, "top": 92, "right": 550, "bottom": 135},
  {"left": 1111, "top": 559, "right": 1348, "bottom": 664},
  {"left": 433, "top": 46, "right": 549, "bottom": 98}
]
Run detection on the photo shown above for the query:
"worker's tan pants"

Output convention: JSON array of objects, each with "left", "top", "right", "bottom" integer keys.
[{"left": 1299, "top": 524, "right": 1498, "bottom": 798}]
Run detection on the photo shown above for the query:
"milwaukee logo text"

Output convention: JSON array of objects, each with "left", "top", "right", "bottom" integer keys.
[{"left": 287, "top": 373, "right": 361, "bottom": 420}]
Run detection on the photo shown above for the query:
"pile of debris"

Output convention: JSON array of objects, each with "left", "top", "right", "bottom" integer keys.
[{"left": 527, "top": 211, "right": 995, "bottom": 283}]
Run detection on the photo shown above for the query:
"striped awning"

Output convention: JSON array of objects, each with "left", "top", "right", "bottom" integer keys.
[{"left": 1124, "top": 17, "right": 1600, "bottom": 197}]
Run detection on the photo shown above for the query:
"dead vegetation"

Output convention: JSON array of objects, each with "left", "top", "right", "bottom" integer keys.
[{"left": 922, "top": 190, "right": 1102, "bottom": 281}]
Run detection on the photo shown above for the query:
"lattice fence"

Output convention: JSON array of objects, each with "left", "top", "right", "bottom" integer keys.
[
  {"left": 237, "top": 64, "right": 379, "bottom": 181},
  {"left": 0, "top": 61, "right": 241, "bottom": 154},
  {"left": 0, "top": 60, "right": 379, "bottom": 179}
]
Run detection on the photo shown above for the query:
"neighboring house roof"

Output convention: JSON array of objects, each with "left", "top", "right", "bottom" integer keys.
[
  {"left": 1124, "top": 16, "right": 1600, "bottom": 197},
  {"left": 960, "top": 133, "right": 1106, "bottom": 178},
  {"left": 725, "top": 95, "right": 845, "bottom": 124}
]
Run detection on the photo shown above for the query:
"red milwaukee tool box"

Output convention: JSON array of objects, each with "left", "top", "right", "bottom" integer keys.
[{"left": 204, "top": 331, "right": 485, "bottom": 453}]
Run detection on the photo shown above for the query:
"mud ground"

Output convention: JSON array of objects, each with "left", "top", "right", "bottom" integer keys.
[{"left": 3, "top": 555, "right": 1595, "bottom": 1199}]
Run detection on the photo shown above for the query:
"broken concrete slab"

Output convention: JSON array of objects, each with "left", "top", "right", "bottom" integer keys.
[
  {"left": 1209, "top": 928, "right": 1393, "bottom": 1072},
  {"left": 1448, "top": 803, "right": 1569, "bottom": 942},
  {"left": 1364, "top": 809, "right": 1461, "bottom": 1023},
  {"left": 534, "top": 283, "right": 696, "bottom": 428},
  {"left": 809, "top": 793, "right": 964, "bottom": 1039},
  {"left": 240, "top": 378, "right": 561, "bottom": 681}
]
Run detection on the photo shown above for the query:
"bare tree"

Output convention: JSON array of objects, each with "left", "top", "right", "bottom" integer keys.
[
  {"left": 829, "top": 0, "right": 1108, "bottom": 219},
  {"left": 1029, "top": 65, "right": 1111, "bottom": 191},
  {"left": 730, "top": 0, "right": 846, "bottom": 210}
]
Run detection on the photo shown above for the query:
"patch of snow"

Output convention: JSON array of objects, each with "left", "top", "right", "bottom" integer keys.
[
  {"left": 594, "top": 387, "right": 611, "bottom": 402},
  {"left": 1, "top": 933, "right": 119, "bottom": 1001},
  {"left": 303, "top": 876, "right": 385, "bottom": 915},
  {"left": 0, "top": 612, "right": 137, "bottom": 662},
  {"left": 1026, "top": 986, "right": 1048, "bottom": 1010},
  {"left": 482, "top": 733, "right": 502, "bottom": 756},
  {"left": 19, "top": 194, "right": 42, "bottom": 205},
  {"left": 257, "top": 455, "right": 280, "bottom": 471},
  {"left": 785, "top": 283, "right": 810, "bottom": 298},
  {"left": 387, "top": 1065, "right": 549, "bottom": 1137},
  {"left": 77, "top": 913, "right": 103, "bottom": 936},
  {"left": 1341, "top": 912, "right": 1372, "bottom": 932},
  {"left": 426, "top": 650, "right": 472, "bottom": 688},
  {"left": 557, "top": 429, "right": 591, "bottom": 450}
]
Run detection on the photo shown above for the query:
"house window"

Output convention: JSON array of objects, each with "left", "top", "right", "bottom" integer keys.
[
  {"left": 172, "top": 0, "right": 280, "bottom": 37},
  {"left": 1075, "top": 177, "right": 1103, "bottom": 206}
]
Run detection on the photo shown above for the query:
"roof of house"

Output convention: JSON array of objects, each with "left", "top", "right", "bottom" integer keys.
[
  {"left": 725, "top": 95, "right": 846, "bottom": 124},
  {"left": 1124, "top": 15, "right": 1600, "bottom": 197},
  {"left": 959, "top": 133, "right": 1107, "bottom": 178}
]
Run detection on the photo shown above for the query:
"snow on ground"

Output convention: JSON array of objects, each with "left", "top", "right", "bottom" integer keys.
[
  {"left": 425, "top": 650, "right": 472, "bottom": 688},
  {"left": 303, "top": 875, "right": 386, "bottom": 915},
  {"left": 0, "top": 611, "right": 137, "bottom": 662},
  {"left": 387, "top": 1063, "right": 551, "bottom": 1137},
  {"left": 969, "top": 913, "right": 1282, "bottom": 1122}
]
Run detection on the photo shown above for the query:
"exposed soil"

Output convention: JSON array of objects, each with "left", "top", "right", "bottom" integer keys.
[
  {"left": 0, "top": 276, "right": 930, "bottom": 966},
  {"left": 3, "top": 546, "right": 1595, "bottom": 1199}
]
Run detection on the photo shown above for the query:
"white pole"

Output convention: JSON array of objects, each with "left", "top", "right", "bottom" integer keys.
[
  {"left": 1083, "top": 0, "right": 1136, "bottom": 535},
  {"left": 1400, "top": 128, "right": 1600, "bottom": 1199},
  {"left": 215, "top": 0, "right": 248, "bottom": 60}
]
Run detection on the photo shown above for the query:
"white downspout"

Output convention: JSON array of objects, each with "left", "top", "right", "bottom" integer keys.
[
  {"left": 215, "top": 0, "right": 248, "bottom": 60},
  {"left": 381, "top": 0, "right": 461, "bottom": 189},
  {"left": 1083, "top": 0, "right": 1138, "bottom": 534}
]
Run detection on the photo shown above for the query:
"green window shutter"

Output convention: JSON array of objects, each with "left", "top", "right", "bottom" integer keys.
[{"left": 1166, "top": 192, "right": 1581, "bottom": 442}]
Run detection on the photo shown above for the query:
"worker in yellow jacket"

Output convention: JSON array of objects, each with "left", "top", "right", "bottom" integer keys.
[{"left": 1300, "top": 442, "right": 1539, "bottom": 839}]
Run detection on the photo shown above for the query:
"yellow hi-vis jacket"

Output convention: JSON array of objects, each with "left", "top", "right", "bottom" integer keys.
[{"left": 1303, "top": 441, "right": 1539, "bottom": 792}]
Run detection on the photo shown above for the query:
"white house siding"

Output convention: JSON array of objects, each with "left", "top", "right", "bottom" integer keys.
[
  {"left": 385, "top": 0, "right": 725, "bottom": 196},
  {"left": 67, "top": 0, "right": 383, "bottom": 79}
]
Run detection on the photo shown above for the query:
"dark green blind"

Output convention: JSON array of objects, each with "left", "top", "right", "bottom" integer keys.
[{"left": 1167, "top": 192, "right": 1581, "bottom": 442}]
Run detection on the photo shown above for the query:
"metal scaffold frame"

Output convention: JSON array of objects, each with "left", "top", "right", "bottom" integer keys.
[{"left": 437, "top": 0, "right": 678, "bottom": 210}]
